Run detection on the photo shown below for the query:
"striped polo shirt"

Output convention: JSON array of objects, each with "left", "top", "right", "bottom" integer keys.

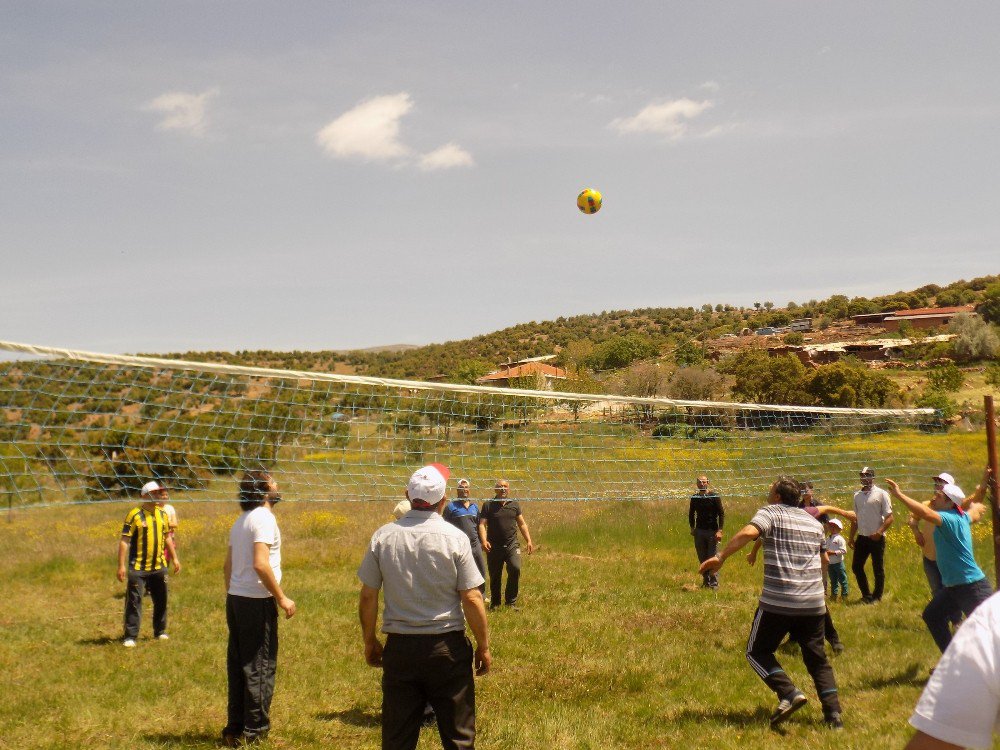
[
  {"left": 121, "top": 505, "right": 169, "bottom": 572},
  {"left": 750, "top": 503, "right": 827, "bottom": 616}
]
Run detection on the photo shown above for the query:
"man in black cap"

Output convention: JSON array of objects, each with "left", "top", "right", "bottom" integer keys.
[{"left": 849, "top": 467, "right": 893, "bottom": 603}]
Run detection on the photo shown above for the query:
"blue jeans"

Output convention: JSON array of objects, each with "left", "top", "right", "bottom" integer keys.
[
  {"left": 923, "top": 577, "right": 993, "bottom": 652},
  {"left": 829, "top": 561, "right": 848, "bottom": 597}
]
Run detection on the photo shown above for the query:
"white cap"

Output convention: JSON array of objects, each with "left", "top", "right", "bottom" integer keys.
[
  {"left": 392, "top": 499, "right": 411, "bottom": 519},
  {"left": 828, "top": 518, "right": 843, "bottom": 529},
  {"left": 141, "top": 480, "right": 166, "bottom": 497},
  {"left": 933, "top": 472, "right": 955, "bottom": 485},
  {"left": 942, "top": 483, "right": 965, "bottom": 505},
  {"left": 406, "top": 463, "right": 450, "bottom": 505}
]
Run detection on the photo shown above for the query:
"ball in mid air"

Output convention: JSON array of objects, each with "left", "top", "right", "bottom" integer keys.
[{"left": 577, "top": 188, "right": 602, "bottom": 214}]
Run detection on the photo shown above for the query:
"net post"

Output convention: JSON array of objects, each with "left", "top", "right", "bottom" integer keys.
[{"left": 985, "top": 395, "right": 1000, "bottom": 588}]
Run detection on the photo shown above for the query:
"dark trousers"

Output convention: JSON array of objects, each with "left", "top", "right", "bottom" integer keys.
[
  {"left": 225, "top": 595, "right": 279, "bottom": 741},
  {"left": 382, "top": 631, "right": 476, "bottom": 750},
  {"left": 823, "top": 609, "right": 841, "bottom": 647},
  {"left": 486, "top": 544, "right": 521, "bottom": 606},
  {"left": 851, "top": 535, "right": 886, "bottom": 600},
  {"left": 922, "top": 557, "right": 963, "bottom": 628},
  {"left": 693, "top": 529, "right": 719, "bottom": 587},
  {"left": 746, "top": 607, "right": 841, "bottom": 717},
  {"left": 124, "top": 568, "right": 168, "bottom": 639},
  {"left": 923, "top": 577, "right": 994, "bottom": 652}
]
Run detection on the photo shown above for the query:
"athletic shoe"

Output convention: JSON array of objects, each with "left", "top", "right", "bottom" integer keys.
[
  {"left": 824, "top": 711, "right": 844, "bottom": 730},
  {"left": 220, "top": 730, "right": 239, "bottom": 748},
  {"left": 831, "top": 641, "right": 845, "bottom": 655},
  {"left": 156, "top": 633, "right": 169, "bottom": 641},
  {"left": 769, "top": 691, "right": 808, "bottom": 727},
  {"left": 122, "top": 638, "right": 136, "bottom": 648}
]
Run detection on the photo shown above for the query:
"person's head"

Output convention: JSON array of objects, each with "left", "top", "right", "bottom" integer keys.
[
  {"left": 405, "top": 463, "right": 450, "bottom": 512},
  {"left": 239, "top": 470, "right": 280, "bottom": 511},
  {"left": 456, "top": 478, "right": 471, "bottom": 501},
  {"left": 933, "top": 483, "right": 966, "bottom": 515},
  {"left": 799, "top": 480, "right": 814, "bottom": 507},
  {"left": 140, "top": 480, "right": 168, "bottom": 505},
  {"left": 696, "top": 475, "right": 709, "bottom": 493},
  {"left": 859, "top": 466, "right": 875, "bottom": 490},
  {"left": 770, "top": 476, "right": 801, "bottom": 507},
  {"left": 933, "top": 472, "right": 955, "bottom": 490},
  {"left": 493, "top": 479, "right": 509, "bottom": 499},
  {"left": 826, "top": 518, "right": 844, "bottom": 536}
]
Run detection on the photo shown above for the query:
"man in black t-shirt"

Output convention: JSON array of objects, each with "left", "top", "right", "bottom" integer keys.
[
  {"left": 478, "top": 479, "right": 535, "bottom": 610},
  {"left": 689, "top": 474, "right": 725, "bottom": 589}
]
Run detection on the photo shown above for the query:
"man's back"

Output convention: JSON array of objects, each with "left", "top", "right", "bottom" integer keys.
[
  {"left": 750, "top": 504, "right": 827, "bottom": 616},
  {"left": 359, "top": 511, "right": 483, "bottom": 634}
]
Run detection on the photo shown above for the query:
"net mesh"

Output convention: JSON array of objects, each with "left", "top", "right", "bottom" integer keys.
[{"left": 0, "top": 341, "right": 955, "bottom": 508}]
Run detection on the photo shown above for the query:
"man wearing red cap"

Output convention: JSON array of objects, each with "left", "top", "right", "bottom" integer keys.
[
  {"left": 886, "top": 476, "right": 992, "bottom": 652},
  {"left": 358, "top": 464, "right": 491, "bottom": 750}
]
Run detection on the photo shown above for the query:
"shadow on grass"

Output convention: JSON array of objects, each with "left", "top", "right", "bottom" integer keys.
[
  {"left": 673, "top": 705, "right": 774, "bottom": 727},
  {"left": 855, "top": 662, "right": 928, "bottom": 690},
  {"left": 77, "top": 635, "right": 120, "bottom": 646},
  {"left": 317, "top": 706, "right": 380, "bottom": 727},
  {"left": 141, "top": 730, "right": 219, "bottom": 746}
]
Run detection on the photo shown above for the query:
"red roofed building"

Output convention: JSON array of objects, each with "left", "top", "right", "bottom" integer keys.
[
  {"left": 476, "top": 360, "right": 568, "bottom": 390},
  {"left": 882, "top": 304, "right": 977, "bottom": 332}
]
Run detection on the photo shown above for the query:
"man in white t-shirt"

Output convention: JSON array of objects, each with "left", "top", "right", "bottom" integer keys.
[
  {"left": 907, "top": 590, "right": 1000, "bottom": 749},
  {"left": 222, "top": 470, "right": 296, "bottom": 747},
  {"left": 849, "top": 466, "right": 893, "bottom": 603}
]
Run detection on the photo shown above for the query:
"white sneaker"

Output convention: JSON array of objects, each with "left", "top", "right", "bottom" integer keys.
[
  {"left": 156, "top": 633, "right": 169, "bottom": 641},
  {"left": 122, "top": 638, "right": 137, "bottom": 648}
]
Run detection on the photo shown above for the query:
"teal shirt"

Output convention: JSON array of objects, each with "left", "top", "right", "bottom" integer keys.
[{"left": 934, "top": 509, "right": 985, "bottom": 587}]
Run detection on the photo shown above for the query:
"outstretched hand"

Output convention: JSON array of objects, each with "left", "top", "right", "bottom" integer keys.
[{"left": 699, "top": 555, "right": 722, "bottom": 575}]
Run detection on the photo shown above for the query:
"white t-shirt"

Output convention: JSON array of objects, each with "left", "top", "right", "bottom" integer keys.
[
  {"left": 909, "top": 590, "right": 1000, "bottom": 749},
  {"left": 853, "top": 486, "right": 893, "bottom": 536},
  {"left": 826, "top": 533, "right": 847, "bottom": 564},
  {"left": 228, "top": 506, "right": 281, "bottom": 598},
  {"left": 161, "top": 504, "right": 178, "bottom": 529}
]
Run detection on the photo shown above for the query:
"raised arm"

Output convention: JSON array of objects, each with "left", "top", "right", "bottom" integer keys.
[{"left": 886, "top": 480, "right": 941, "bottom": 526}]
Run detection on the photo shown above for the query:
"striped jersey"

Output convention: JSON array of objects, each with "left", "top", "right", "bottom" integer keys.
[
  {"left": 121, "top": 505, "right": 169, "bottom": 572},
  {"left": 749, "top": 503, "right": 827, "bottom": 616}
]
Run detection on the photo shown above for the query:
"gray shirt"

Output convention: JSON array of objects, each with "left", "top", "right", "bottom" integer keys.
[
  {"left": 750, "top": 504, "right": 828, "bottom": 616},
  {"left": 358, "top": 510, "right": 485, "bottom": 635},
  {"left": 853, "top": 486, "right": 893, "bottom": 536}
]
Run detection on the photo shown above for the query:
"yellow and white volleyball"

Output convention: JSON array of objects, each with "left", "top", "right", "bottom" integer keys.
[{"left": 577, "top": 188, "right": 602, "bottom": 214}]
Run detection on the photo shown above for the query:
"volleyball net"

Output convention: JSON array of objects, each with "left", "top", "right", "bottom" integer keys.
[{"left": 0, "top": 340, "right": 954, "bottom": 508}]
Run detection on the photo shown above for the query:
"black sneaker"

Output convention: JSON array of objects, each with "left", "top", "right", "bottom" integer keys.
[
  {"left": 861, "top": 596, "right": 874, "bottom": 604},
  {"left": 824, "top": 711, "right": 844, "bottom": 730},
  {"left": 769, "top": 691, "right": 808, "bottom": 727}
]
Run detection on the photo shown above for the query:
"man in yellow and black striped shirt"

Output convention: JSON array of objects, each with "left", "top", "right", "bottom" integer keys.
[{"left": 116, "top": 480, "right": 181, "bottom": 647}]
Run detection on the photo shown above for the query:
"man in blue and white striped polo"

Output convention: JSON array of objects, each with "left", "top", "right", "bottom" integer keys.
[{"left": 700, "top": 476, "right": 843, "bottom": 729}]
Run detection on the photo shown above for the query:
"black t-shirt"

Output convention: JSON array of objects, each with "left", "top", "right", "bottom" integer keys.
[
  {"left": 481, "top": 499, "right": 522, "bottom": 548},
  {"left": 688, "top": 493, "right": 724, "bottom": 531}
]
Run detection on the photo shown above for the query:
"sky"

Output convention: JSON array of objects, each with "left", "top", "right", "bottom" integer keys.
[{"left": 3, "top": 2, "right": 999, "bottom": 354}]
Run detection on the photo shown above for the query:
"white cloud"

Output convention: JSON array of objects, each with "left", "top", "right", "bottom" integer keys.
[
  {"left": 419, "top": 143, "right": 474, "bottom": 171},
  {"left": 316, "top": 93, "right": 414, "bottom": 161},
  {"left": 610, "top": 98, "right": 713, "bottom": 140},
  {"left": 143, "top": 88, "right": 217, "bottom": 136},
  {"left": 700, "top": 80, "right": 721, "bottom": 92}
]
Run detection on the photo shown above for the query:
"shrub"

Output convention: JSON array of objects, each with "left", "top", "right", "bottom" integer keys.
[
  {"left": 948, "top": 313, "right": 999, "bottom": 361},
  {"left": 784, "top": 332, "right": 804, "bottom": 345},
  {"left": 926, "top": 362, "right": 964, "bottom": 393}
]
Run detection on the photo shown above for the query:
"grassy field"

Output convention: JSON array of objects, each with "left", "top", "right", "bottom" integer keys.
[{"left": 2, "top": 489, "right": 998, "bottom": 750}]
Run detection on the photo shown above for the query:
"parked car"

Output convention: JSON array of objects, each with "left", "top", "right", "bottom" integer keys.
[{"left": 755, "top": 327, "right": 778, "bottom": 336}]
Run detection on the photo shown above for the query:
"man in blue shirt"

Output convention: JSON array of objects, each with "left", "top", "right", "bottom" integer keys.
[
  {"left": 444, "top": 478, "right": 486, "bottom": 595},
  {"left": 886, "top": 477, "right": 992, "bottom": 652}
]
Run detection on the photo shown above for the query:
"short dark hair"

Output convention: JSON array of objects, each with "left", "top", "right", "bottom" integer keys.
[
  {"left": 239, "top": 470, "right": 272, "bottom": 511},
  {"left": 774, "top": 476, "right": 801, "bottom": 507}
]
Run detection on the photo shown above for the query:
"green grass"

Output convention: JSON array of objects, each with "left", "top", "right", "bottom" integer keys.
[{"left": 1, "top": 497, "right": 996, "bottom": 749}]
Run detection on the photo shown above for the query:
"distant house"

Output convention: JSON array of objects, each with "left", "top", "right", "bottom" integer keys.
[
  {"left": 881, "top": 305, "right": 976, "bottom": 332},
  {"left": 476, "top": 359, "right": 568, "bottom": 390}
]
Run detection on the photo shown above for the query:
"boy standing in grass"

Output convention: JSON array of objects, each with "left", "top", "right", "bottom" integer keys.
[
  {"left": 700, "top": 476, "right": 843, "bottom": 729},
  {"left": 117, "top": 480, "right": 181, "bottom": 648},
  {"left": 826, "top": 519, "right": 848, "bottom": 601}
]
